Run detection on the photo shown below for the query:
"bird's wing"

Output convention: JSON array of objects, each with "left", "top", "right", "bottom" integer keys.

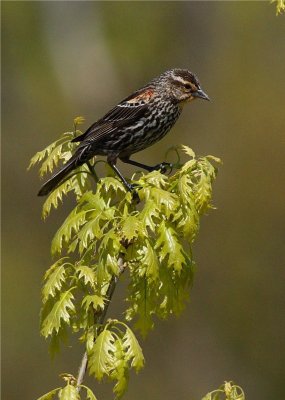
[{"left": 72, "top": 88, "right": 154, "bottom": 145}]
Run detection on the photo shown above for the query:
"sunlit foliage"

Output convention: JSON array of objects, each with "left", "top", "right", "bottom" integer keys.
[{"left": 29, "top": 120, "right": 243, "bottom": 400}]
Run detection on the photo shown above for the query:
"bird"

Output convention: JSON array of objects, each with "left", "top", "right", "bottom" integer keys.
[{"left": 38, "top": 68, "right": 209, "bottom": 196}]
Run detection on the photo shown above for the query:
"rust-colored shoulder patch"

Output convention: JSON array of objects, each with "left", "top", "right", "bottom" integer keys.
[{"left": 127, "top": 89, "right": 154, "bottom": 104}]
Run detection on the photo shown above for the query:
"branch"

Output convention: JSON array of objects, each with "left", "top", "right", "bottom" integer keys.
[{"left": 77, "top": 257, "right": 126, "bottom": 390}]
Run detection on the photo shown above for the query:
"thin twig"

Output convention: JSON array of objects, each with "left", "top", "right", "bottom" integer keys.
[{"left": 77, "top": 257, "right": 126, "bottom": 390}]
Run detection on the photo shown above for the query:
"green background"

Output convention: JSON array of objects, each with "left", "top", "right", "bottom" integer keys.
[{"left": 2, "top": 2, "right": 285, "bottom": 399}]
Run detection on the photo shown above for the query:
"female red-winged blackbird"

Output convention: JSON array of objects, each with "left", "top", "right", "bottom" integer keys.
[{"left": 38, "top": 68, "right": 209, "bottom": 196}]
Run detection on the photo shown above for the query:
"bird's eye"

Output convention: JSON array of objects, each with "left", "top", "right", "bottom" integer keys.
[{"left": 184, "top": 83, "right": 191, "bottom": 90}]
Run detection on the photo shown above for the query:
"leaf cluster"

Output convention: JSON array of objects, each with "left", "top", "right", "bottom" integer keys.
[{"left": 31, "top": 122, "right": 221, "bottom": 399}]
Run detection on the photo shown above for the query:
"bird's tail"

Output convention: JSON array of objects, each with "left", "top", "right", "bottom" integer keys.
[{"left": 37, "top": 155, "right": 79, "bottom": 197}]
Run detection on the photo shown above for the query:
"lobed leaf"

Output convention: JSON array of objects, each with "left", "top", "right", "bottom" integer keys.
[
  {"left": 122, "top": 325, "right": 144, "bottom": 371},
  {"left": 89, "top": 328, "right": 116, "bottom": 380},
  {"left": 120, "top": 215, "right": 142, "bottom": 242},
  {"left": 79, "top": 385, "right": 98, "bottom": 400},
  {"left": 77, "top": 265, "right": 96, "bottom": 287},
  {"left": 41, "top": 289, "right": 75, "bottom": 337},
  {"left": 110, "top": 338, "right": 129, "bottom": 398},
  {"left": 42, "top": 261, "right": 73, "bottom": 303},
  {"left": 82, "top": 294, "right": 105, "bottom": 312},
  {"left": 181, "top": 144, "right": 196, "bottom": 158},
  {"left": 42, "top": 180, "right": 72, "bottom": 219},
  {"left": 58, "top": 384, "right": 79, "bottom": 400},
  {"left": 51, "top": 209, "right": 88, "bottom": 255},
  {"left": 138, "top": 200, "right": 160, "bottom": 233},
  {"left": 138, "top": 240, "right": 159, "bottom": 281},
  {"left": 155, "top": 222, "right": 185, "bottom": 272}
]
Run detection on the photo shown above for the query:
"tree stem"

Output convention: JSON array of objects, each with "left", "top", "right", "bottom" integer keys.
[{"left": 77, "top": 257, "right": 126, "bottom": 390}]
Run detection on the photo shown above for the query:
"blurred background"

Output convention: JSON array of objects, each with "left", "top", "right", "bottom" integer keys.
[{"left": 2, "top": 2, "right": 285, "bottom": 399}]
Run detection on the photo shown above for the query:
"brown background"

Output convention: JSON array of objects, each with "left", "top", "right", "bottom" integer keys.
[{"left": 2, "top": 2, "right": 285, "bottom": 399}]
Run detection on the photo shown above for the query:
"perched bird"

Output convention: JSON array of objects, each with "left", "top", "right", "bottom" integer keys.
[{"left": 38, "top": 68, "right": 209, "bottom": 196}]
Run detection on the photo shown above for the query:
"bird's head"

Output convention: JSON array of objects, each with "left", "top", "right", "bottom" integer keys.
[{"left": 161, "top": 69, "right": 210, "bottom": 105}]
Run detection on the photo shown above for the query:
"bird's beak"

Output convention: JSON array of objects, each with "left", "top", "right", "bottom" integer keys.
[{"left": 192, "top": 88, "right": 210, "bottom": 101}]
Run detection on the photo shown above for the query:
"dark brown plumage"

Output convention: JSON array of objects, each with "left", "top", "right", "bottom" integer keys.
[{"left": 38, "top": 68, "right": 209, "bottom": 196}]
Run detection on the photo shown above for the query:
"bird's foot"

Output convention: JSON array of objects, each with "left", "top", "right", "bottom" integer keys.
[
  {"left": 152, "top": 162, "right": 173, "bottom": 175},
  {"left": 124, "top": 182, "right": 140, "bottom": 203}
]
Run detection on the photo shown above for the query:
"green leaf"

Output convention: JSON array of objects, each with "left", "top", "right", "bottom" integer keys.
[
  {"left": 42, "top": 261, "right": 72, "bottom": 303},
  {"left": 139, "top": 170, "right": 167, "bottom": 187},
  {"left": 112, "top": 370, "right": 128, "bottom": 399},
  {"left": 28, "top": 137, "right": 65, "bottom": 170},
  {"left": 139, "top": 240, "right": 159, "bottom": 281},
  {"left": 82, "top": 294, "right": 105, "bottom": 312},
  {"left": 126, "top": 277, "right": 155, "bottom": 337},
  {"left": 76, "top": 208, "right": 115, "bottom": 254},
  {"left": 79, "top": 385, "right": 98, "bottom": 400},
  {"left": 122, "top": 325, "right": 144, "bottom": 371},
  {"left": 121, "top": 215, "right": 141, "bottom": 242},
  {"left": 74, "top": 116, "right": 85, "bottom": 126},
  {"left": 77, "top": 265, "right": 96, "bottom": 287},
  {"left": 194, "top": 165, "right": 213, "bottom": 214},
  {"left": 42, "top": 180, "right": 72, "bottom": 219},
  {"left": 41, "top": 289, "right": 75, "bottom": 337},
  {"left": 51, "top": 209, "right": 88, "bottom": 254},
  {"left": 58, "top": 384, "right": 79, "bottom": 400},
  {"left": 110, "top": 337, "right": 129, "bottom": 398},
  {"left": 139, "top": 200, "right": 160, "bottom": 233},
  {"left": 89, "top": 328, "right": 116, "bottom": 380},
  {"left": 100, "top": 176, "right": 126, "bottom": 194},
  {"left": 39, "top": 143, "right": 71, "bottom": 177},
  {"left": 206, "top": 154, "right": 222, "bottom": 164},
  {"left": 149, "top": 187, "right": 178, "bottom": 217},
  {"left": 155, "top": 222, "right": 185, "bottom": 272},
  {"left": 181, "top": 144, "right": 196, "bottom": 158},
  {"left": 36, "top": 388, "right": 61, "bottom": 400}
]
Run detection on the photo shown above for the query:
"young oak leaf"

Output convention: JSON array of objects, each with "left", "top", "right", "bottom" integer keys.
[
  {"left": 58, "top": 384, "right": 79, "bottom": 400},
  {"left": 138, "top": 240, "right": 159, "bottom": 281},
  {"left": 181, "top": 144, "right": 196, "bottom": 159},
  {"left": 42, "top": 180, "right": 72, "bottom": 219},
  {"left": 120, "top": 215, "right": 142, "bottom": 242},
  {"left": 89, "top": 328, "right": 116, "bottom": 380},
  {"left": 79, "top": 385, "right": 98, "bottom": 400},
  {"left": 28, "top": 133, "right": 72, "bottom": 171},
  {"left": 148, "top": 186, "right": 178, "bottom": 218},
  {"left": 42, "top": 261, "right": 73, "bottom": 303},
  {"left": 139, "top": 200, "right": 160, "bottom": 233},
  {"left": 41, "top": 289, "right": 75, "bottom": 337},
  {"left": 155, "top": 222, "right": 185, "bottom": 272},
  {"left": 140, "top": 170, "right": 168, "bottom": 188},
  {"left": 82, "top": 294, "right": 105, "bottom": 312},
  {"left": 126, "top": 277, "right": 155, "bottom": 337},
  {"left": 194, "top": 169, "right": 213, "bottom": 214},
  {"left": 122, "top": 325, "right": 144, "bottom": 371},
  {"left": 76, "top": 265, "right": 96, "bottom": 287},
  {"left": 110, "top": 337, "right": 129, "bottom": 398},
  {"left": 39, "top": 142, "right": 72, "bottom": 177},
  {"left": 51, "top": 209, "right": 88, "bottom": 255},
  {"left": 100, "top": 176, "right": 126, "bottom": 194}
]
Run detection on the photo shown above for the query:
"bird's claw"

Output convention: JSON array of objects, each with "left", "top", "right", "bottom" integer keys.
[
  {"left": 125, "top": 182, "right": 140, "bottom": 203},
  {"left": 153, "top": 162, "right": 173, "bottom": 175}
]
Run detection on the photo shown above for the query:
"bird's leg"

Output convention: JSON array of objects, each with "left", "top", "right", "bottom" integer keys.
[
  {"left": 107, "top": 157, "right": 135, "bottom": 192},
  {"left": 120, "top": 157, "right": 173, "bottom": 174}
]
